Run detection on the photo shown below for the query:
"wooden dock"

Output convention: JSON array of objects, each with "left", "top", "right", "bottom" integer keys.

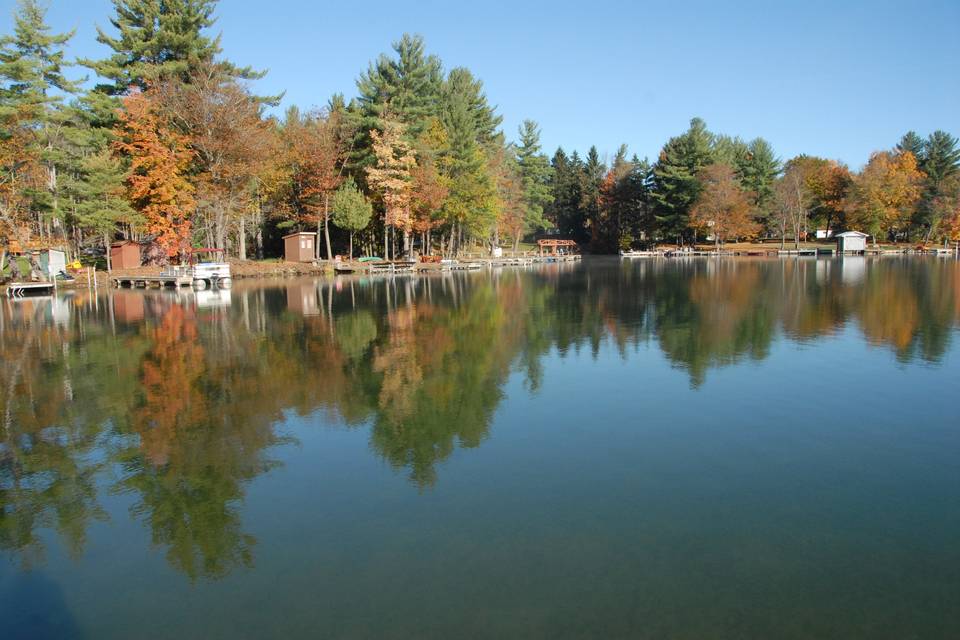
[
  {"left": 621, "top": 251, "right": 664, "bottom": 258},
  {"left": 5, "top": 282, "right": 55, "bottom": 297},
  {"left": 112, "top": 274, "right": 192, "bottom": 288},
  {"left": 334, "top": 254, "right": 578, "bottom": 275}
]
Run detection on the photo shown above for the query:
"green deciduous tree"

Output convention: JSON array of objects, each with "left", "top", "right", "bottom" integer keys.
[{"left": 332, "top": 177, "right": 372, "bottom": 259}]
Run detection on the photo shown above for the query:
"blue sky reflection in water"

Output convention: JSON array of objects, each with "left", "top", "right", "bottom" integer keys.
[{"left": 1, "top": 257, "right": 958, "bottom": 639}]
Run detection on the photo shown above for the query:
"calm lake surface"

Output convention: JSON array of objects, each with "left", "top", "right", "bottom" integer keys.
[{"left": 1, "top": 257, "right": 958, "bottom": 639}]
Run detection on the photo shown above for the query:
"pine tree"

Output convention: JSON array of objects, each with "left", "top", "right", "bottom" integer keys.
[
  {"left": 442, "top": 68, "right": 502, "bottom": 147},
  {"left": 712, "top": 135, "right": 748, "bottom": 168},
  {"left": 915, "top": 130, "right": 960, "bottom": 240},
  {"left": 921, "top": 131, "right": 960, "bottom": 189},
  {"left": 619, "top": 156, "right": 654, "bottom": 248},
  {"left": 439, "top": 71, "right": 498, "bottom": 252},
  {"left": 651, "top": 117, "right": 715, "bottom": 243},
  {"left": 580, "top": 146, "right": 605, "bottom": 246},
  {"left": 356, "top": 34, "right": 442, "bottom": 139},
  {"left": 737, "top": 137, "right": 781, "bottom": 227},
  {"left": 548, "top": 147, "right": 587, "bottom": 242},
  {"left": 73, "top": 150, "right": 137, "bottom": 270},
  {"left": 515, "top": 120, "right": 553, "bottom": 237},
  {"left": 896, "top": 131, "right": 925, "bottom": 160},
  {"left": 81, "top": 0, "right": 260, "bottom": 94}
]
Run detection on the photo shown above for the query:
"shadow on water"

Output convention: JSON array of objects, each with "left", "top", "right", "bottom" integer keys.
[{"left": 0, "top": 571, "right": 82, "bottom": 640}]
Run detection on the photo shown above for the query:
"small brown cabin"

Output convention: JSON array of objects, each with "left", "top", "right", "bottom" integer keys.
[
  {"left": 110, "top": 241, "right": 141, "bottom": 269},
  {"left": 283, "top": 232, "right": 317, "bottom": 262}
]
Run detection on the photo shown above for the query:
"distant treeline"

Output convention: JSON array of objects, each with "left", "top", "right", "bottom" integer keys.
[{"left": 1, "top": 0, "right": 958, "bottom": 265}]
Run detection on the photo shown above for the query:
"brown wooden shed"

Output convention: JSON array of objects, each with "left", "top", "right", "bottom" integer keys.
[
  {"left": 283, "top": 232, "right": 317, "bottom": 262},
  {"left": 110, "top": 241, "right": 141, "bottom": 270}
]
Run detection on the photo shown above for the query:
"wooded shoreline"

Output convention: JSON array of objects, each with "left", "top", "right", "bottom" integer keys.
[{"left": 2, "top": 0, "right": 958, "bottom": 274}]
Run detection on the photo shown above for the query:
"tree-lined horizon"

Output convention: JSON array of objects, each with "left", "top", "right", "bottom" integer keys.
[{"left": 2, "top": 0, "right": 959, "bottom": 270}]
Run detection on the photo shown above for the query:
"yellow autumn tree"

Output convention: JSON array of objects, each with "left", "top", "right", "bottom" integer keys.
[
  {"left": 366, "top": 117, "right": 416, "bottom": 259},
  {"left": 845, "top": 151, "right": 922, "bottom": 244}
]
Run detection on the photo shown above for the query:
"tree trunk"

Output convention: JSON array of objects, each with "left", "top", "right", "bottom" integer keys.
[
  {"left": 348, "top": 232, "right": 353, "bottom": 260},
  {"left": 238, "top": 215, "right": 247, "bottom": 260},
  {"left": 384, "top": 216, "right": 390, "bottom": 261},
  {"left": 103, "top": 233, "right": 112, "bottom": 272},
  {"left": 324, "top": 194, "right": 333, "bottom": 260}
]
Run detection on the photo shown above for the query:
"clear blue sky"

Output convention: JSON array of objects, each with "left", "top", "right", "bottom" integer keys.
[{"left": 3, "top": 0, "right": 958, "bottom": 168}]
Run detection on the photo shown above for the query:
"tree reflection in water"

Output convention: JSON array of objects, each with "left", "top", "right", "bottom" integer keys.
[{"left": 1, "top": 257, "right": 957, "bottom": 578}]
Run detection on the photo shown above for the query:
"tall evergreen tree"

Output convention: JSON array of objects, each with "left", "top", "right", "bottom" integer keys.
[
  {"left": 712, "top": 135, "right": 748, "bottom": 167},
  {"left": 73, "top": 150, "right": 137, "bottom": 270},
  {"left": 915, "top": 130, "right": 960, "bottom": 240},
  {"left": 620, "top": 156, "right": 654, "bottom": 247},
  {"left": 921, "top": 130, "right": 960, "bottom": 188},
  {"left": 440, "top": 76, "right": 497, "bottom": 250},
  {"left": 356, "top": 34, "right": 442, "bottom": 139},
  {"left": 651, "top": 117, "right": 715, "bottom": 243},
  {"left": 580, "top": 146, "right": 605, "bottom": 246},
  {"left": 548, "top": 147, "right": 587, "bottom": 242},
  {"left": 737, "top": 137, "right": 781, "bottom": 226},
  {"left": 515, "top": 119, "right": 553, "bottom": 236},
  {"left": 80, "top": 0, "right": 260, "bottom": 94},
  {"left": 896, "top": 131, "right": 925, "bottom": 160}
]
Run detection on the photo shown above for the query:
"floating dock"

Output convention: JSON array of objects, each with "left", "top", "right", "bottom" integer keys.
[
  {"left": 112, "top": 274, "right": 193, "bottom": 288},
  {"left": 5, "top": 282, "right": 55, "bottom": 297}
]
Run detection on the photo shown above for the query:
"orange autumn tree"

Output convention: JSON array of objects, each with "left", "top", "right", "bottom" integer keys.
[
  {"left": 490, "top": 146, "right": 525, "bottom": 253},
  {"left": 0, "top": 107, "right": 42, "bottom": 264},
  {"left": 411, "top": 158, "right": 448, "bottom": 254},
  {"left": 114, "top": 89, "right": 195, "bottom": 259},
  {"left": 690, "top": 163, "right": 758, "bottom": 247},
  {"left": 155, "top": 65, "right": 274, "bottom": 259},
  {"left": 410, "top": 119, "right": 450, "bottom": 255}
]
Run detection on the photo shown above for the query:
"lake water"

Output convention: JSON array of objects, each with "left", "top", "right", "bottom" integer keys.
[{"left": 1, "top": 257, "right": 958, "bottom": 639}]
